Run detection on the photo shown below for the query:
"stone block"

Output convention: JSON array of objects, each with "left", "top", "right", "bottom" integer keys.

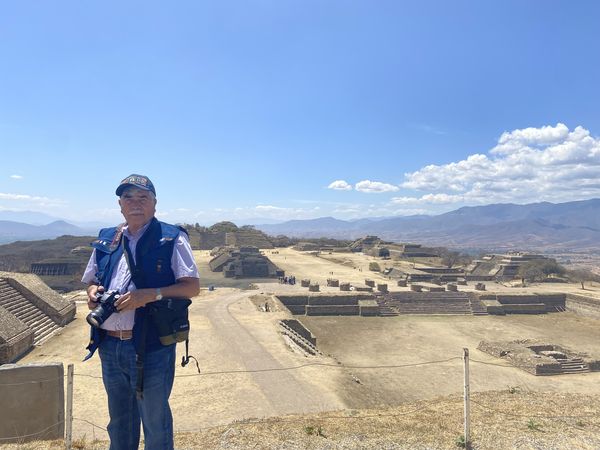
[
  {"left": 359, "top": 299, "right": 379, "bottom": 316},
  {"left": 364, "top": 279, "right": 375, "bottom": 287},
  {"left": 300, "top": 279, "right": 311, "bottom": 287},
  {"left": 354, "top": 285, "right": 374, "bottom": 292},
  {"left": 339, "top": 283, "right": 351, "bottom": 291},
  {"left": 377, "top": 283, "right": 388, "bottom": 293},
  {"left": 308, "top": 284, "right": 320, "bottom": 292},
  {"left": 397, "top": 279, "right": 407, "bottom": 287},
  {"left": 0, "top": 363, "right": 64, "bottom": 443}
]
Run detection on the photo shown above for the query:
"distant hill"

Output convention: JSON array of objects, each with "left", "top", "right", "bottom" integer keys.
[
  {"left": 0, "top": 220, "right": 95, "bottom": 244},
  {"left": 256, "top": 199, "right": 600, "bottom": 252}
]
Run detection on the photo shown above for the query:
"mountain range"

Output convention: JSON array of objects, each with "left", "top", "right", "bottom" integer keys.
[
  {"left": 255, "top": 199, "right": 600, "bottom": 252},
  {"left": 1, "top": 199, "right": 599, "bottom": 252},
  {"left": 0, "top": 220, "right": 95, "bottom": 244}
]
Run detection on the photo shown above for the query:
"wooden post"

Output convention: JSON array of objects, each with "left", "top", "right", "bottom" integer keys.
[
  {"left": 463, "top": 348, "right": 471, "bottom": 449},
  {"left": 65, "top": 364, "right": 74, "bottom": 450}
]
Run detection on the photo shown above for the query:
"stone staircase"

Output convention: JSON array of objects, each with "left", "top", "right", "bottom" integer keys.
[
  {"left": 380, "top": 292, "right": 474, "bottom": 315},
  {"left": 0, "top": 280, "right": 61, "bottom": 345},
  {"left": 375, "top": 297, "right": 399, "bottom": 316},
  {"left": 468, "top": 295, "right": 489, "bottom": 316},
  {"left": 558, "top": 358, "right": 591, "bottom": 374}
]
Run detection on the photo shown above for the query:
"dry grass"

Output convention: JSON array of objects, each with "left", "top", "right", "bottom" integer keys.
[{"left": 3, "top": 391, "right": 599, "bottom": 449}]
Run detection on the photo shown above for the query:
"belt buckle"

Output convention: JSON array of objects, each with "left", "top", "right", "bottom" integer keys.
[{"left": 119, "top": 330, "right": 126, "bottom": 340}]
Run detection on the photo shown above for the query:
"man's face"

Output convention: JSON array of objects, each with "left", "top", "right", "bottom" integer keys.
[{"left": 118, "top": 187, "right": 156, "bottom": 227}]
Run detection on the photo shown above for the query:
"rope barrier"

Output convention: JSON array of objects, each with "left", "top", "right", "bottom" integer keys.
[
  {"left": 72, "top": 418, "right": 108, "bottom": 432},
  {"left": 174, "top": 356, "right": 463, "bottom": 377},
  {"left": 469, "top": 358, "right": 515, "bottom": 368},
  {"left": 67, "top": 357, "right": 462, "bottom": 380}
]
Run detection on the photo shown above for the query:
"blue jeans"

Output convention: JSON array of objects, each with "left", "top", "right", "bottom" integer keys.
[{"left": 98, "top": 336, "right": 176, "bottom": 450}]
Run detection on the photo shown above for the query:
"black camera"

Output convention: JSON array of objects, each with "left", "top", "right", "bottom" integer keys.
[{"left": 86, "top": 290, "right": 121, "bottom": 328}]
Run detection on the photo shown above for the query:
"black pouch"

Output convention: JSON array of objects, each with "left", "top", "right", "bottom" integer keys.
[{"left": 146, "top": 298, "right": 192, "bottom": 346}]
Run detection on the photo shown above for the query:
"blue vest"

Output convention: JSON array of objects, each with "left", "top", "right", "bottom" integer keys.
[{"left": 85, "top": 217, "right": 186, "bottom": 358}]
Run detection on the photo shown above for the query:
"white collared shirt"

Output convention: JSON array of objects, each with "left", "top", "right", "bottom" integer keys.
[{"left": 81, "top": 222, "right": 199, "bottom": 331}]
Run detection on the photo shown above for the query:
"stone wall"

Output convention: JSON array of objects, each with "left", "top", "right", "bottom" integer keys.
[
  {"left": 281, "top": 319, "right": 316, "bottom": 345},
  {"left": 566, "top": 293, "right": 600, "bottom": 320},
  {"left": 0, "top": 363, "right": 65, "bottom": 443},
  {"left": 306, "top": 305, "right": 360, "bottom": 316},
  {"left": 277, "top": 294, "right": 374, "bottom": 316},
  {"left": 0, "top": 305, "right": 34, "bottom": 363}
]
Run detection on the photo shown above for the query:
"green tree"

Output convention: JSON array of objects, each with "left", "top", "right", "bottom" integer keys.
[
  {"left": 369, "top": 262, "right": 381, "bottom": 272},
  {"left": 208, "top": 221, "right": 239, "bottom": 232},
  {"left": 518, "top": 259, "right": 565, "bottom": 283}
]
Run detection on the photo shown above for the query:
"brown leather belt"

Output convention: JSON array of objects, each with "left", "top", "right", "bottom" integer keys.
[{"left": 106, "top": 329, "right": 133, "bottom": 340}]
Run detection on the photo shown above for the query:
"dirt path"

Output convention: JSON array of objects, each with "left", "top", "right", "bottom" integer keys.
[{"left": 199, "top": 290, "right": 344, "bottom": 416}]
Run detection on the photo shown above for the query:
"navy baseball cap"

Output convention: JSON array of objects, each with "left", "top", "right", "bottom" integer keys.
[{"left": 115, "top": 174, "right": 156, "bottom": 196}]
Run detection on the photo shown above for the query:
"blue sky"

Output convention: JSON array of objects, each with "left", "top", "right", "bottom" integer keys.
[{"left": 1, "top": 1, "right": 599, "bottom": 225}]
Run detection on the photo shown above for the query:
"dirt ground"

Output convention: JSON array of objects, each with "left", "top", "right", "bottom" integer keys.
[{"left": 8, "top": 247, "right": 600, "bottom": 446}]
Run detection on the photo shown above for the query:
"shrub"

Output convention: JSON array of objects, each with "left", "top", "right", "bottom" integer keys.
[{"left": 369, "top": 262, "right": 381, "bottom": 272}]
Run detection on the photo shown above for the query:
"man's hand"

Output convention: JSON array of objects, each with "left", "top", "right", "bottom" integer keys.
[
  {"left": 115, "top": 290, "right": 149, "bottom": 312},
  {"left": 87, "top": 284, "right": 104, "bottom": 310}
]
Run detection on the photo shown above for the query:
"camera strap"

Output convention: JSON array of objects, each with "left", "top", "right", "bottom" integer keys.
[{"left": 122, "top": 235, "right": 148, "bottom": 399}]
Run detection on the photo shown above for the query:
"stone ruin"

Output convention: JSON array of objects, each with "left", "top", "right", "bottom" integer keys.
[
  {"left": 276, "top": 293, "right": 379, "bottom": 317},
  {"left": 0, "top": 272, "right": 75, "bottom": 363},
  {"left": 478, "top": 339, "right": 600, "bottom": 375},
  {"left": 208, "top": 246, "right": 282, "bottom": 278},
  {"left": 279, "top": 319, "right": 320, "bottom": 355},
  {"left": 187, "top": 222, "right": 274, "bottom": 250},
  {"left": 387, "top": 267, "right": 464, "bottom": 284},
  {"left": 293, "top": 242, "right": 320, "bottom": 251},
  {"left": 466, "top": 251, "right": 555, "bottom": 281},
  {"left": 476, "top": 293, "right": 566, "bottom": 314},
  {"left": 349, "top": 236, "right": 439, "bottom": 259}
]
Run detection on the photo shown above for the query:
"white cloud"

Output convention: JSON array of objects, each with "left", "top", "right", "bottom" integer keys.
[
  {"left": 400, "top": 123, "right": 600, "bottom": 205},
  {"left": 355, "top": 180, "right": 399, "bottom": 193},
  {"left": 10, "top": 175, "right": 23, "bottom": 180},
  {"left": 0, "top": 192, "right": 65, "bottom": 205},
  {"left": 391, "top": 193, "right": 466, "bottom": 205},
  {"left": 327, "top": 180, "right": 353, "bottom": 191}
]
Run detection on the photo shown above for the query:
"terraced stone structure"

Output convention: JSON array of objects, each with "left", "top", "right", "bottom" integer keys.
[
  {"left": 466, "top": 251, "right": 553, "bottom": 281},
  {"left": 477, "top": 293, "right": 566, "bottom": 314},
  {"left": 377, "top": 291, "right": 488, "bottom": 316},
  {"left": 0, "top": 272, "right": 75, "bottom": 363},
  {"left": 349, "top": 236, "right": 439, "bottom": 259},
  {"left": 387, "top": 267, "right": 464, "bottom": 283},
  {"left": 188, "top": 223, "right": 274, "bottom": 250},
  {"left": 208, "top": 246, "right": 282, "bottom": 278},
  {"left": 277, "top": 294, "right": 377, "bottom": 316},
  {"left": 478, "top": 340, "right": 600, "bottom": 375}
]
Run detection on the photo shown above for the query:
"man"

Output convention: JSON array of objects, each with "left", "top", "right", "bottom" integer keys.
[{"left": 82, "top": 174, "right": 200, "bottom": 450}]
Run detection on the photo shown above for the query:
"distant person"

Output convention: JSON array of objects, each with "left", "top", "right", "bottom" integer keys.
[{"left": 82, "top": 174, "right": 200, "bottom": 450}]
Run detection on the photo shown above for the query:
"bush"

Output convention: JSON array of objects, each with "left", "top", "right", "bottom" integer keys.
[{"left": 369, "top": 262, "right": 381, "bottom": 272}]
